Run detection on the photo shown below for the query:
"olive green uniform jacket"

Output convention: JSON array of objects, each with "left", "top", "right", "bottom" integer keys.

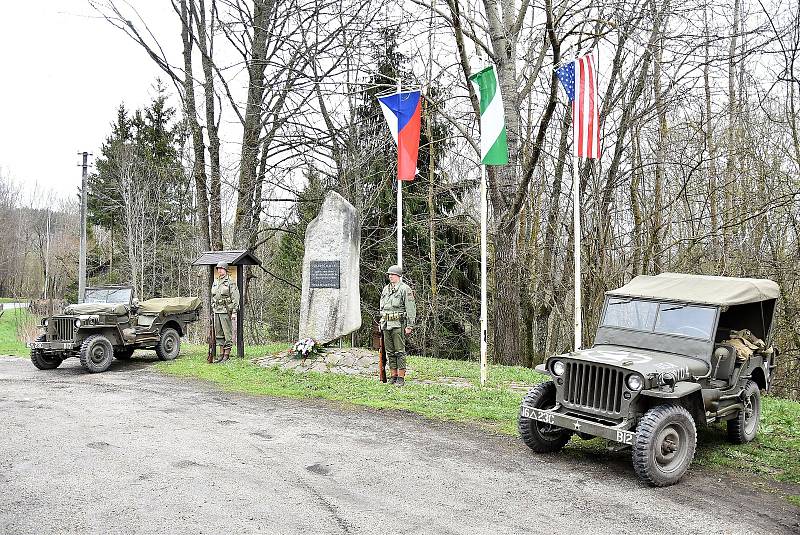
[
  {"left": 211, "top": 275, "right": 240, "bottom": 346},
  {"left": 379, "top": 281, "right": 416, "bottom": 330}
]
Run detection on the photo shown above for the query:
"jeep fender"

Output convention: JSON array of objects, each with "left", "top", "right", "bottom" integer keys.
[
  {"left": 162, "top": 319, "right": 183, "bottom": 337},
  {"left": 640, "top": 382, "right": 706, "bottom": 426},
  {"left": 79, "top": 328, "right": 124, "bottom": 347},
  {"left": 639, "top": 382, "right": 702, "bottom": 399}
]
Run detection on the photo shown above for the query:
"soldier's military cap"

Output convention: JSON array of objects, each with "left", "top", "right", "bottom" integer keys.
[
  {"left": 216, "top": 261, "right": 229, "bottom": 270},
  {"left": 386, "top": 265, "right": 403, "bottom": 276}
]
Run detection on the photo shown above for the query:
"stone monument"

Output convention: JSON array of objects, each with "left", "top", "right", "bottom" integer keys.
[{"left": 298, "top": 191, "right": 362, "bottom": 343}]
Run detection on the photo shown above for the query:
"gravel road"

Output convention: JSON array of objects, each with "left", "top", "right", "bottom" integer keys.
[{"left": 1, "top": 355, "right": 797, "bottom": 535}]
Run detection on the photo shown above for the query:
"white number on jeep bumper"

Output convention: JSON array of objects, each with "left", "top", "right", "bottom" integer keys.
[
  {"left": 616, "top": 430, "right": 635, "bottom": 445},
  {"left": 520, "top": 406, "right": 554, "bottom": 425}
]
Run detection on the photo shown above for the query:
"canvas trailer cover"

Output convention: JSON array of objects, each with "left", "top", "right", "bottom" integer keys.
[
  {"left": 138, "top": 297, "right": 201, "bottom": 316},
  {"left": 606, "top": 273, "right": 779, "bottom": 306}
]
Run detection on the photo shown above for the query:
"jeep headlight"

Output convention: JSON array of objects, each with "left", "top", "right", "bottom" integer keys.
[
  {"left": 626, "top": 374, "right": 643, "bottom": 391},
  {"left": 551, "top": 360, "right": 566, "bottom": 377},
  {"left": 74, "top": 319, "right": 81, "bottom": 328}
]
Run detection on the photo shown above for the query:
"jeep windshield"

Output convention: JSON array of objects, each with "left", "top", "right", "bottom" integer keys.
[
  {"left": 601, "top": 298, "right": 716, "bottom": 340},
  {"left": 84, "top": 288, "right": 133, "bottom": 304}
]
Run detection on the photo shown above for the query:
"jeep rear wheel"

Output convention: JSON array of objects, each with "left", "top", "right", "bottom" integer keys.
[
  {"left": 155, "top": 328, "right": 180, "bottom": 361},
  {"left": 30, "top": 334, "right": 62, "bottom": 370},
  {"left": 633, "top": 404, "right": 696, "bottom": 487},
  {"left": 727, "top": 380, "right": 760, "bottom": 444},
  {"left": 79, "top": 334, "right": 114, "bottom": 373},
  {"left": 518, "top": 381, "right": 572, "bottom": 453}
]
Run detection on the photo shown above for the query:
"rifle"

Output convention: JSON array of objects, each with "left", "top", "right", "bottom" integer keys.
[
  {"left": 207, "top": 315, "right": 216, "bottom": 364},
  {"left": 378, "top": 327, "right": 387, "bottom": 383}
]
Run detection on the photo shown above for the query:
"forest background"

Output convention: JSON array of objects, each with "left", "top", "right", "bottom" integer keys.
[{"left": 1, "top": 0, "right": 798, "bottom": 399}]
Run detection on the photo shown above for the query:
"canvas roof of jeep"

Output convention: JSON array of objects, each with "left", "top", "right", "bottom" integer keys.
[{"left": 606, "top": 273, "right": 779, "bottom": 306}]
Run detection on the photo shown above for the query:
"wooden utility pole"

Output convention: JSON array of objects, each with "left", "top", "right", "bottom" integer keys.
[{"left": 78, "top": 151, "right": 90, "bottom": 303}]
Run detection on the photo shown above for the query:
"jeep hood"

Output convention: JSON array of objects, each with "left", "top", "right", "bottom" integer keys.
[
  {"left": 560, "top": 345, "right": 710, "bottom": 378},
  {"left": 64, "top": 303, "right": 129, "bottom": 316}
]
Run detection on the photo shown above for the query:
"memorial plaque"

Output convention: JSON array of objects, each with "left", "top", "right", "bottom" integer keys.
[{"left": 310, "top": 260, "right": 341, "bottom": 289}]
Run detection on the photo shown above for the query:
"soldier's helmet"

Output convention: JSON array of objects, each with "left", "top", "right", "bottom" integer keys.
[
  {"left": 386, "top": 265, "right": 403, "bottom": 276},
  {"left": 216, "top": 261, "right": 229, "bottom": 271}
]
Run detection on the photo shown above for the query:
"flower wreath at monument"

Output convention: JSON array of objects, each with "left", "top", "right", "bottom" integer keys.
[{"left": 292, "top": 337, "right": 321, "bottom": 359}]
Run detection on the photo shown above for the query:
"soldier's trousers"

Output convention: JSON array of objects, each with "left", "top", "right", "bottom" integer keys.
[
  {"left": 383, "top": 327, "right": 406, "bottom": 369},
  {"left": 214, "top": 312, "right": 233, "bottom": 348}
]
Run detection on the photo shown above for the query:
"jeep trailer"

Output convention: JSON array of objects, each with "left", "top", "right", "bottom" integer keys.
[
  {"left": 519, "top": 273, "right": 779, "bottom": 486},
  {"left": 30, "top": 286, "right": 201, "bottom": 373}
]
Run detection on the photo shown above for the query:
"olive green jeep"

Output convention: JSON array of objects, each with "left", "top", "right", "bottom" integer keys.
[
  {"left": 519, "top": 273, "right": 779, "bottom": 486},
  {"left": 29, "top": 286, "right": 201, "bottom": 373}
]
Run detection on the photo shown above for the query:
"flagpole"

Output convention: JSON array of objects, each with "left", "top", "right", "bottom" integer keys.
[
  {"left": 480, "top": 164, "right": 488, "bottom": 386},
  {"left": 397, "top": 77, "right": 403, "bottom": 269},
  {"left": 573, "top": 149, "right": 582, "bottom": 351},
  {"left": 397, "top": 180, "right": 403, "bottom": 268}
]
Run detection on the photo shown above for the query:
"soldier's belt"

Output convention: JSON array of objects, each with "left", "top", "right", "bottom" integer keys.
[{"left": 383, "top": 312, "right": 405, "bottom": 321}]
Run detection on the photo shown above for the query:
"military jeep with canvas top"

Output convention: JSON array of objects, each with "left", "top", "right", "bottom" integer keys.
[
  {"left": 519, "top": 273, "right": 779, "bottom": 486},
  {"left": 29, "top": 286, "right": 201, "bottom": 373}
]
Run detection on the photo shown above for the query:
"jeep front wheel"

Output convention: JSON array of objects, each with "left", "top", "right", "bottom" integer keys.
[
  {"left": 155, "top": 328, "right": 180, "bottom": 361},
  {"left": 30, "top": 334, "right": 62, "bottom": 370},
  {"left": 727, "top": 380, "right": 760, "bottom": 444},
  {"left": 633, "top": 404, "right": 696, "bottom": 487},
  {"left": 518, "top": 381, "right": 572, "bottom": 453},
  {"left": 79, "top": 334, "right": 114, "bottom": 373}
]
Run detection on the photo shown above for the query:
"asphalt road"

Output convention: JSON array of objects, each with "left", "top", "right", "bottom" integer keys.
[{"left": 1, "top": 355, "right": 798, "bottom": 535}]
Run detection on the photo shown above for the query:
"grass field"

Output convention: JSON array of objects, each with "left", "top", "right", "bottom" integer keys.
[
  {"left": 0, "top": 307, "right": 36, "bottom": 354},
  {"left": 2, "top": 316, "right": 798, "bottom": 497}
]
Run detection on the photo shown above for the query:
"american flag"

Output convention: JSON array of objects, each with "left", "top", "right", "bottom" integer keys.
[{"left": 555, "top": 50, "right": 600, "bottom": 159}]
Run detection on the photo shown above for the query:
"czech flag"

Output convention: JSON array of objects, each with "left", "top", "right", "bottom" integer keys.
[{"left": 377, "top": 90, "right": 421, "bottom": 181}]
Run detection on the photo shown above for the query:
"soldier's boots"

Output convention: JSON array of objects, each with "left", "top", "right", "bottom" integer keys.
[
  {"left": 218, "top": 346, "right": 230, "bottom": 363},
  {"left": 395, "top": 377, "right": 405, "bottom": 387},
  {"left": 388, "top": 376, "right": 397, "bottom": 385}
]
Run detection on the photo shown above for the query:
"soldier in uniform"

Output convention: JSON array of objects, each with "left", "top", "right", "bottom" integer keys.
[
  {"left": 379, "top": 265, "right": 416, "bottom": 386},
  {"left": 211, "top": 261, "right": 240, "bottom": 363}
]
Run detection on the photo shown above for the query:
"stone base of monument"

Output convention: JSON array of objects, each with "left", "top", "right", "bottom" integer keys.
[
  {"left": 254, "top": 351, "right": 538, "bottom": 391},
  {"left": 254, "top": 347, "right": 382, "bottom": 377}
]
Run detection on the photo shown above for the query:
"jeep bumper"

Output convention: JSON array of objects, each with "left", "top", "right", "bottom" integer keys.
[
  {"left": 520, "top": 404, "right": 636, "bottom": 445},
  {"left": 29, "top": 341, "right": 75, "bottom": 351}
]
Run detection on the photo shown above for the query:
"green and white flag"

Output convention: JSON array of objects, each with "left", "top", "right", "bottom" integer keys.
[{"left": 469, "top": 65, "right": 508, "bottom": 165}]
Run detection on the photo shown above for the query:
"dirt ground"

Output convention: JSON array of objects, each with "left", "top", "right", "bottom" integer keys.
[{"left": 1, "top": 355, "right": 798, "bottom": 534}]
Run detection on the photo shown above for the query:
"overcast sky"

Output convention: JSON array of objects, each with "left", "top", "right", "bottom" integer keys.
[{"left": 0, "top": 1, "right": 177, "bottom": 198}]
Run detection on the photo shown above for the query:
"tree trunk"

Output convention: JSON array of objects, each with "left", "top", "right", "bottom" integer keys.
[
  {"left": 649, "top": 30, "right": 667, "bottom": 273},
  {"left": 704, "top": 5, "right": 719, "bottom": 255},
  {"left": 723, "top": 0, "right": 740, "bottom": 260},
  {"left": 426, "top": 113, "right": 439, "bottom": 358},
  {"left": 179, "top": 0, "right": 211, "bottom": 252},
  {"left": 232, "top": 0, "right": 272, "bottom": 247},
  {"left": 196, "top": 0, "right": 223, "bottom": 250},
  {"left": 532, "top": 110, "right": 570, "bottom": 363}
]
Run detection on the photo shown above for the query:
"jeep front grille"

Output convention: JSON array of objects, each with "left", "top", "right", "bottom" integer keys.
[
  {"left": 51, "top": 318, "right": 75, "bottom": 341},
  {"left": 563, "top": 361, "right": 624, "bottom": 415}
]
